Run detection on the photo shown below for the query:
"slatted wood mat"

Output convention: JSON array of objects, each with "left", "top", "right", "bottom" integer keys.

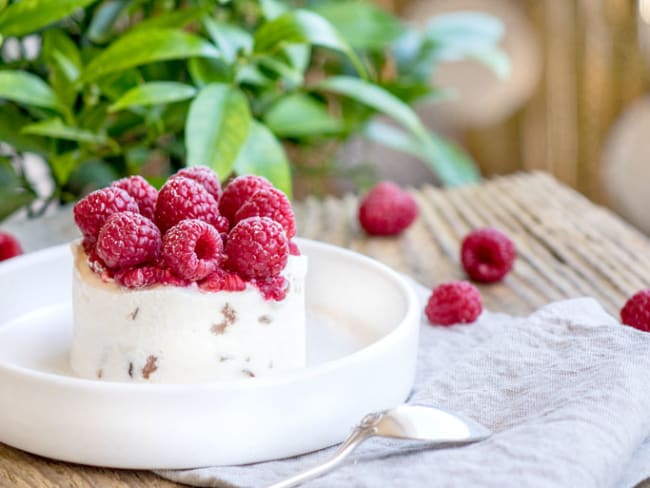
[
  {"left": 2, "top": 171, "right": 650, "bottom": 488},
  {"left": 295, "top": 171, "right": 650, "bottom": 318}
]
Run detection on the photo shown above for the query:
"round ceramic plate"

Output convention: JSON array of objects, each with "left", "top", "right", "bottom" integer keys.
[{"left": 0, "top": 238, "right": 420, "bottom": 470}]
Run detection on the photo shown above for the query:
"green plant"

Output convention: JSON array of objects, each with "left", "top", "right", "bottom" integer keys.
[{"left": 0, "top": 0, "right": 507, "bottom": 221}]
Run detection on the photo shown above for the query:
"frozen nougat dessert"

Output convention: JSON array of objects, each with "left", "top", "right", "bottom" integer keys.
[{"left": 70, "top": 169, "right": 307, "bottom": 383}]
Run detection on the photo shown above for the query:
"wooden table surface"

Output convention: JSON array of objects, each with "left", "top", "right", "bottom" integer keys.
[{"left": 2, "top": 172, "right": 650, "bottom": 487}]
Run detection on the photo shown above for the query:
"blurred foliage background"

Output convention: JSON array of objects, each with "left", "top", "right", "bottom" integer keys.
[{"left": 0, "top": 0, "right": 510, "bottom": 222}]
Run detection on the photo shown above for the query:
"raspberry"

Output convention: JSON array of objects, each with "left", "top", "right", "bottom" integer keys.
[
  {"left": 155, "top": 177, "right": 222, "bottom": 233},
  {"left": 289, "top": 240, "right": 301, "bottom": 256},
  {"left": 621, "top": 290, "right": 650, "bottom": 332},
  {"left": 461, "top": 227, "right": 516, "bottom": 283},
  {"left": 225, "top": 217, "right": 288, "bottom": 279},
  {"left": 0, "top": 231, "right": 22, "bottom": 261},
  {"left": 425, "top": 281, "right": 482, "bottom": 326},
  {"left": 253, "top": 275, "right": 288, "bottom": 301},
  {"left": 96, "top": 212, "right": 161, "bottom": 269},
  {"left": 358, "top": 182, "right": 418, "bottom": 236},
  {"left": 111, "top": 175, "right": 158, "bottom": 220},
  {"left": 219, "top": 175, "right": 273, "bottom": 223},
  {"left": 172, "top": 166, "right": 222, "bottom": 202},
  {"left": 199, "top": 268, "right": 246, "bottom": 292},
  {"left": 74, "top": 187, "right": 139, "bottom": 242},
  {"left": 234, "top": 187, "right": 296, "bottom": 238},
  {"left": 162, "top": 219, "right": 223, "bottom": 281},
  {"left": 115, "top": 265, "right": 190, "bottom": 289}
]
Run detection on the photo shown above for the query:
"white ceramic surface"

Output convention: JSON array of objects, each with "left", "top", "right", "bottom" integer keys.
[{"left": 0, "top": 238, "right": 420, "bottom": 469}]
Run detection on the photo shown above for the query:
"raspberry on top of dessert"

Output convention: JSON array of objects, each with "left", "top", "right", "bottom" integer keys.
[
  {"left": 70, "top": 168, "right": 307, "bottom": 384},
  {"left": 73, "top": 169, "right": 299, "bottom": 300}
]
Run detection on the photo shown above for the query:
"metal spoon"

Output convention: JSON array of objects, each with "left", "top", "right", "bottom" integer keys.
[{"left": 266, "top": 404, "right": 491, "bottom": 488}]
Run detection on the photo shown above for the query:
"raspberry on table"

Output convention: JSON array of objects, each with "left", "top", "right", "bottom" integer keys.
[
  {"left": 162, "top": 219, "right": 224, "bottom": 281},
  {"left": 358, "top": 181, "right": 418, "bottom": 236},
  {"left": 172, "top": 166, "right": 222, "bottom": 202},
  {"left": 96, "top": 212, "right": 161, "bottom": 269},
  {"left": 461, "top": 227, "right": 516, "bottom": 283},
  {"left": 199, "top": 268, "right": 247, "bottom": 292},
  {"left": 234, "top": 187, "right": 296, "bottom": 238},
  {"left": 425, "top": 281, "right": 482, "bottom": 326},
  {"left": 155, "top": 177, "right": 222, "bottom": 233},
  {"left": 225, "top": 217, "right": 289, "bottom": 279},
  {"left": 219, "top": 175, "right": 273, "bottom": 223},
  {"left": 621, "top": 290, "right": 650, "bottom": 332},
  {"left": 74, "top": 187, "right": 139, "bottom": 242},
  {"left": 0, "top": 231, "right": 23, "bottom": 262},
  {"left": 111, "top": 175, "right": 158, "bottom": 220}
]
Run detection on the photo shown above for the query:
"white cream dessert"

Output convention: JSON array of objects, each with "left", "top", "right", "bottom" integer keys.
[
  {"left": 70, "top": 169, "right": 306, "bottom": 383},
  {"left": 70, "top": 245, "right": 307, "bottom": 383}
]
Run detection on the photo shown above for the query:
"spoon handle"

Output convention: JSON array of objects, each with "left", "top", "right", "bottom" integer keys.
[{"left": 265, "top": 424, "right": 375, "bottom": 488}]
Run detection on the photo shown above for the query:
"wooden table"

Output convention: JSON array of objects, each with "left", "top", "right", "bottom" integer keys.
[{"left": 2, "top": 172, "right": 649, "bottom": 487}]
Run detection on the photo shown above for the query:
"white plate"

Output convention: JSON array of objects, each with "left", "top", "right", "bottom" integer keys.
[{"left": 0, "top": 238, "right": 420, "bottom": 469}]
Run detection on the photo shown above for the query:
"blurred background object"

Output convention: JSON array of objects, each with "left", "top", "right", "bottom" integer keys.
[{"left": 371, "top": 0, "right": 650, "bottom": 233}]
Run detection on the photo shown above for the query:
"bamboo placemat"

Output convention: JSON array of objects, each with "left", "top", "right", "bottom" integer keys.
[{"left": 294, "top": 171, "right": 650, "bottom": 318}]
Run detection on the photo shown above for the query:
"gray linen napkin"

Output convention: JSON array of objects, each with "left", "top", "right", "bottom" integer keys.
[{"left": 156, "top": 288, "right": 650, "bottom": 488}]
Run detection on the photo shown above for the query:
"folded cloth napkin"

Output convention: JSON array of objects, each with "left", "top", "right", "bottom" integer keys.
[{"left": 157, "top": 285, "right": 650, "bottom": 488}]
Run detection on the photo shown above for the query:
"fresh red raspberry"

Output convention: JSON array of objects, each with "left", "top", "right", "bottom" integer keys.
[
  {"left": 461, "top": 227, "right": 516, "bottom": 283},
  {"left": 96, "top": 212, "right": 161, "bottom": 269},
  {"left": 162, "top": 219, "right": 223, "bottom": 281},
  {"left": 234, "top": 187, "right": 296, "bottom": 238},
  {"left": 83, "top": 242, "right": 113, "bottom": 281},
  {"left": 172, "top": 166, "right": 222, "bottom": 202},
  {"left": 253, "top": 275, "right": 288, "bottom": 301},
  {"left": 114, "top": 265, "right": 190, "bottom": 289},
  {"left": 219, "top": 175, "right": 273, "bottom": 223},
  {"left": 155, "top": 177, "right": 222, "bottom": 233},
  {"left": 111, "top": 175, "right": 158, "bottom": 220},
  {"left": 289, "top": 241, "right": 301, "bottom": 256},
  {"left": 0, "top": 231, "right": 22, "bottom": 261},
  {"left": 425, "top": 281, "right": 482, "bottom": 326},
  {"left": 73, "top": 187, "right": 139, "bottom": 242},
  {"left": 225, "top": 217, "right": 288, "bottom": 279},
  {"left": 621, "top": 290, "right": 650, "bottom": 332},
  {"left": 199, "top": 268, "right": 246, "bottom": 292},
  {"left": 358, "top": 182, "right": 418, "bottom": 236}
]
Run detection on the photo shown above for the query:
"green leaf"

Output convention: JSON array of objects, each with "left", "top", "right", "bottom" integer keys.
[
  {"left": 264, "top": 93, "right": 343, "bottom": 137},
  {"left": 188, "top": 57, "right": 231, "bottom": 86},
  {"left": 254, "top": 10, "right": 366, "bottom": 78},
  {"left": 0, "top": 71, "right": 60, "bottom": 111},
  {"left": 310, "top": 1, "right": 404, "bottom": 50},
  {"left": 42, "top": 29, "right": 81, "bottom": 69},
  {"left": 427, "top": 12, "right": 504, "bottom": 47},
  {"left": 0, "top": 162, "right": 36, "bottom": 221},
  {"left": 426, "top": 12, "right": 510, "bottom": 78},
  {"left": 22, "top": 118, "right": 112, "bottom": 145},
  {"left": 256, "top": 55, "right": 303, "bottom": 87},
  {"left": 87, "top": 0, "right": 127, "bottom": 43},
  {"left": 42, "top": 30, "right": 82, "bottom": 107},
  {"left": 109, "top": 82, "right": 196, "bottom": 112},
  {"left": 233, "top": 120, "right": 291, "bottom": 197},
  {"left": 82, "top": 28, "right": 221, "bottom": 82},
  {"left": 185, "top": 83, "right": 251, "bottom": 179},
  {"left": 259, "top": 0, "right": 287, "bottom": 20},
  {"left": 0, "top": 104, "right": 49, "bottom": 154},
  {"left": 50, "top": 150, "right": 82, "bottom": 185},
  {"left": 203, "top": 17, "right": 252, "bottom": 64},
  {"left": 0, "top": 0, "right": 98, "bottom": 37},
  {"left": 364, "top": 121, "right": 479, "bottom": 186},
  {"left": 315, "top": 76, "right": 423, "bottom": 137},
  {"left": 129, "top": 7, "right": 205, "bottom": 33}
]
